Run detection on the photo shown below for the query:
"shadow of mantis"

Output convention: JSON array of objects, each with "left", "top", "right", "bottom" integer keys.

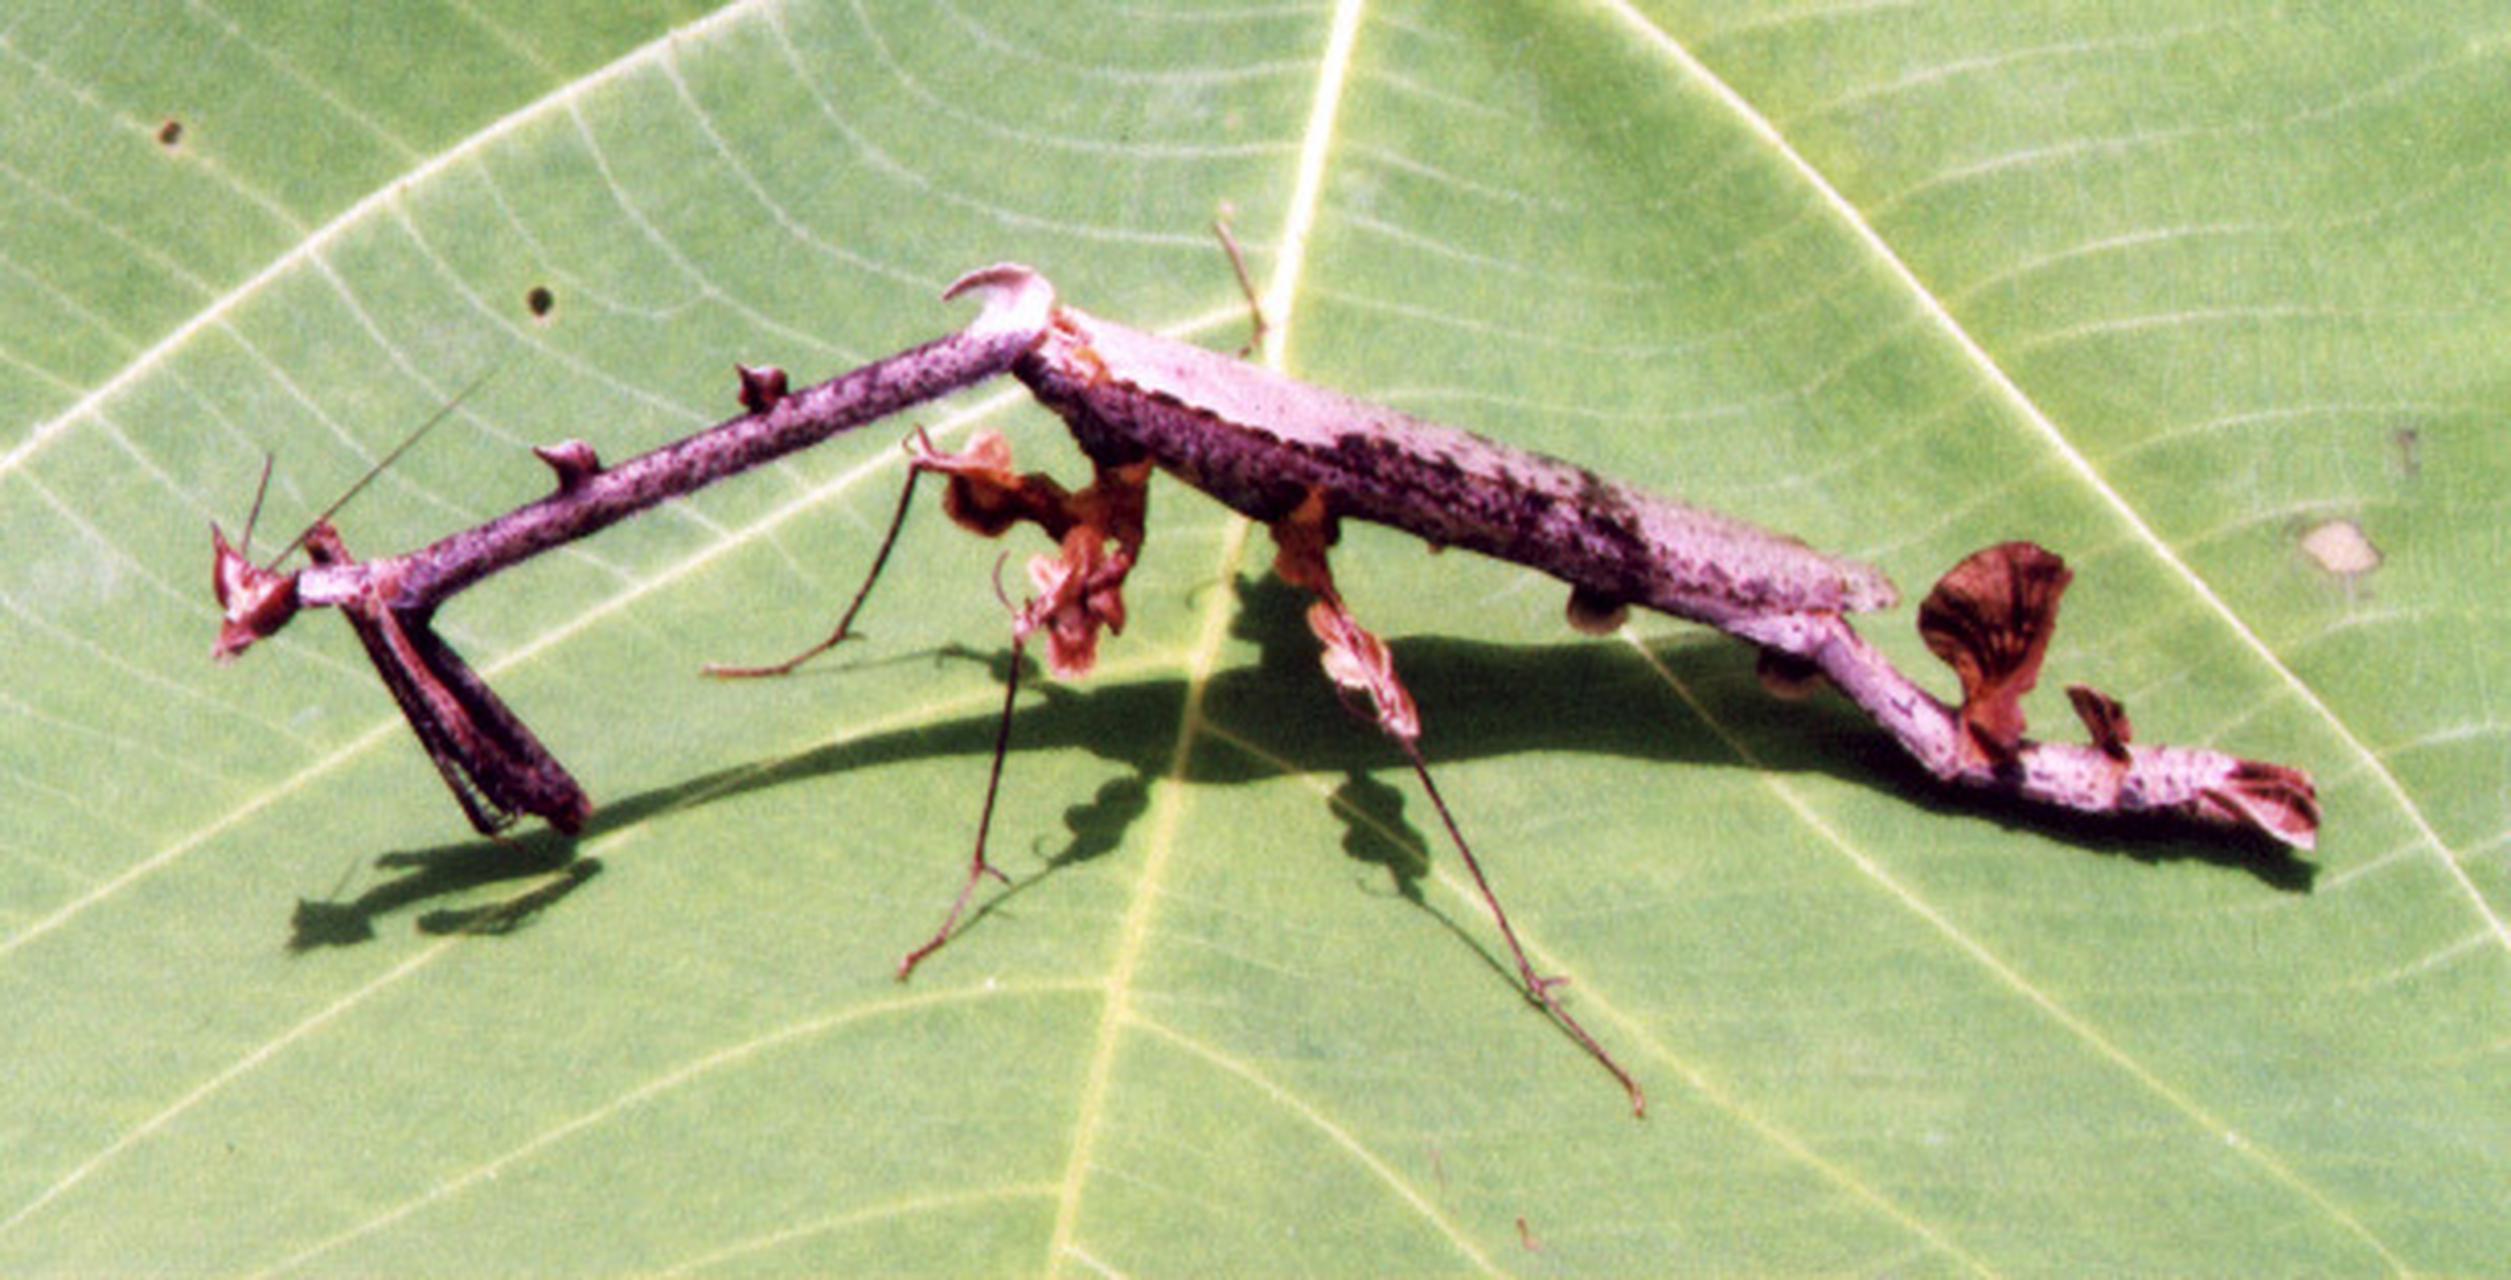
[{"left": 291, "top": 572, "right": 2312, "bottom": 956}]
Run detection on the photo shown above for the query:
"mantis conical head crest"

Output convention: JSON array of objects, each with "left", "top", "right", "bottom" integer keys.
[{"left": 942, "top": 263, "right": 1055, "bottom": 347}]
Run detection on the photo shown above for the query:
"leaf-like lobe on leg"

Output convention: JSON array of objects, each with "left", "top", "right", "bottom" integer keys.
[
  {"left": 1919, "top": 541, "right": 2073, "bottom": 768},
  {"left": 1270, "top": 489, "right": 1422, "bottom": 743},
  {"left": 1019, "top": 525, "right": 1130, "bottom": 678},
  {"left": 2196, "top": 760, "right": 2321, "bottom": 850},
  {"left": 2066, "top": 684, "right": 2134, "bottom": 762},
  {"left": 911, "top": 430, "right": 1078, "bottom": 540}
]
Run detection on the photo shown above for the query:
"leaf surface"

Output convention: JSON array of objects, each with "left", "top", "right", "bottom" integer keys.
[{"left": 4, "top": 1, "right": 2505, "bottom": 1272}]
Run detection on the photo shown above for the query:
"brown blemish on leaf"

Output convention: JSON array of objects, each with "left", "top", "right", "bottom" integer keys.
[
  {"left": 156, "top": 118, "right": 184, "bottom": 149},
  {"left": 2299, "top": 519, "right": 2381, "bottom": 583},
  {"left": 525, "top": 285, "right": 556, "bottom": 320},
  {"left": 1918, "top": 542, "right": 2072, "bottom": 767}
]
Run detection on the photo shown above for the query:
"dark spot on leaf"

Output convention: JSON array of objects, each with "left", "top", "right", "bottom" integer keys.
[
  {"left": 525, "top": 285, "right": 555, "bottom": 319},
  {"left": 157, "top": 118, "right": 184, "bottom": 149}
]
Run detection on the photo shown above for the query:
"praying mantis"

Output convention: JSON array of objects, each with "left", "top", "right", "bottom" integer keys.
[{"left": 213, "top": 260, "right": 2317, "bottom": 1114}]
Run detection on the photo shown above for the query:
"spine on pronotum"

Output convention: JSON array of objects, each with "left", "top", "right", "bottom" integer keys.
[{"left": 213, "top": 262, "right": 2316, "bottom": 1115}]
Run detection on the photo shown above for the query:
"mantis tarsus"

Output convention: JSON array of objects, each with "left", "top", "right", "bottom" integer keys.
[{"left": 214, "top": 261, "right": 2318, "bottom": 1115}]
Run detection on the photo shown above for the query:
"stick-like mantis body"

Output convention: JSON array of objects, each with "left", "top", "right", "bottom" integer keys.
[
  {"left": 214, "top": 264, "right": 2317, "bottom": 1115},
  {"left": 1014, "top": 279, "right": 1899, "bottom": 629}
]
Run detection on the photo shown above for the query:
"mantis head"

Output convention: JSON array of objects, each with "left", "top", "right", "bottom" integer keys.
[{"left": 210, "top": 522, "right": 302, "bottom": 662}]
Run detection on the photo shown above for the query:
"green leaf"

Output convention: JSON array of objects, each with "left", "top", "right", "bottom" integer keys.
[{"left": 5, "top": 1, "right": 2505, "bottom": 1271}]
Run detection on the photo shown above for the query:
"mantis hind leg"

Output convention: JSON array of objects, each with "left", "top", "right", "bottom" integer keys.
[{"left": 1267, "top": 492, "right": 1646, "bottom": 1116}]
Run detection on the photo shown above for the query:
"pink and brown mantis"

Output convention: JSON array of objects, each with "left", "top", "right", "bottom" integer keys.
[{"left": 213, "top": 263, "right": 2317, "bottom": 1115}]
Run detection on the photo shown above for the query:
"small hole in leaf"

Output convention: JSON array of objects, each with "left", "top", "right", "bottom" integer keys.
[
  {"left": 525, "top": 285, "right": 555, "bottom": 319},
  {"left": 157, "top": 118, "right": 185, "bottom": 149}
]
